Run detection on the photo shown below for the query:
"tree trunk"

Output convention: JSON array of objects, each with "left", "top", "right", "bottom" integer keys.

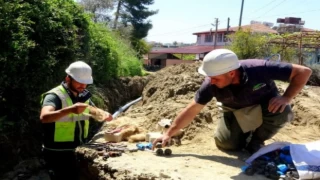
[{"left": 113, "top": 0, "right": 122, "bottom": 29}]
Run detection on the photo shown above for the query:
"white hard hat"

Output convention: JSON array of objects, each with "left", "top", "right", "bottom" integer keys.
[
  {"left": 65, "top": 61, "right": 93, "bottom": 84},
  {"left": 198, "top": 49, "right": 240, "bottom": 77}
]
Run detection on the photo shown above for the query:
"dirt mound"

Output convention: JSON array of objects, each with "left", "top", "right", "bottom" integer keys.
[
  {"left": 307, "top": 66, "right": 320, "bottom": 86},
  {"left": 119, "top": 63, "right": 218, "bottom": 141},
  {"left": 75, "top": 63, "right": 320, "bottom": 180},
  {"left": 5, "top": 63, "right": 319, "bottom": 180}
]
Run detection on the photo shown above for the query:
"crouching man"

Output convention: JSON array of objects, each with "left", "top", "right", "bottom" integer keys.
[{"left": 153, "top": 49, "right": 311, "bottom": 154}]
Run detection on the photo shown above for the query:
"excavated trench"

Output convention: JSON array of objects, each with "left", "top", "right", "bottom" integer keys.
[
  {"left": 74, "top": 63, "right": 214, "bottom": 180},
  {"left": 75, "top": 63, "right": 320, "bottom": 180},
  {"left": 77, "top": 76, "right": 154, "bottom": 180},
  {"left": 3, "top": 63, "right": 320, "bottom": 180},
  {"left": 0, "top": 76, "right": 151, "bottom": 180}
]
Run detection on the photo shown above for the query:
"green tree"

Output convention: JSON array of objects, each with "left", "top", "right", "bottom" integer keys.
[
  {"left": 172, "top": 41, "right": 178, "bottom": 46},
  {"left": 0, "top": 0, "right": 91, "bottom": 173},
  {"left": 227, "top": 29, "right": 299, "bottom": 62},
  {"left": 78, "top": 0, "right": 115, "bottom": 23},
  {"left": 227, "top": 29, "right": 270, "bottom": 59},
  {"left": 88, "top": 22, "right": 143, "bottom": 80},
  {"left": 0, "top": 0, "right": 143, "bottom": 174},
  {"left": 114, "top": 0, "right": 158, "bottom": 39},
  {"left": 112, "top": 0, "right": 157, "bottom": 58}
]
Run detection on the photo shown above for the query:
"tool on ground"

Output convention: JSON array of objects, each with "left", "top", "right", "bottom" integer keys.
[
  {"left": 154, "top": 142, "right": 172, "bottom": 156},
  {"left": 136, "top": 142, "right": 153, "bottom": 150},
  {"left": 84, "top": 142, "right": 138, "bottom": 160}
]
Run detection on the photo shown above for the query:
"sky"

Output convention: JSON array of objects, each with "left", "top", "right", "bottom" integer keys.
[{"left": 146, "top": 0, "right": 320, "bottom": 44}]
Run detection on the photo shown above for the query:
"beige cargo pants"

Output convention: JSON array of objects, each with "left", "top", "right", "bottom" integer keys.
[{"left": 214, "top": 102, "right": 294, "bottom": 151}]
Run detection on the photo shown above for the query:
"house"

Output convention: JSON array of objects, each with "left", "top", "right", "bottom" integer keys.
[
  {"left": 191, "top": 23, "right": 278, "bottom": 59},
  {"left": 146, "top": 24, "right": 277, "bottom": 69},
  {"left": 193, "top": 23, "right": 277, "bottom": 47}
]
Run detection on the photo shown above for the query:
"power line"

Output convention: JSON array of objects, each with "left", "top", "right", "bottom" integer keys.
[
  {"left": 249, "top": 0, "right": 278, "bottom": 14},
  {"left": 149, "top": 7, "right": 320, "bottom": 39},
  {"left": 147, "top": 24, "right": 211, "bottom": 37},
  {"left": 254, "top": 0, "right": 287, "bottom": 19},
  {"left": 244, "top": 8, "right": 320, "bottom": 20},
  {"left": 148, "top": 18, "right": 229, "bottom": 37}
]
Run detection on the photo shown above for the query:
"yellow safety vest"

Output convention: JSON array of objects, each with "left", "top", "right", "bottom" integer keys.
[{"left": 41, "top": 85, "right": 90, "bottom": 151}]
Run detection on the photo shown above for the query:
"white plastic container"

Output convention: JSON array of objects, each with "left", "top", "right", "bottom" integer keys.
[
  {"left": 145, "top": 132, "right": 162, "bottom": 143},
  {"left": 104, "top": 132, "right": 123, "bottom": 142}
]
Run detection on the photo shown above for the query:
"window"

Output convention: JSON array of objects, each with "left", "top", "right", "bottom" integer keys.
[
  {"left": 205, "top": 34, "right": 213, "bottom": 42},
  {"left": 197, "top": 35, "right": 200, "bottom": 43},
  {"left": 217, "top": 34, "right": 223, "bottom": 42}
]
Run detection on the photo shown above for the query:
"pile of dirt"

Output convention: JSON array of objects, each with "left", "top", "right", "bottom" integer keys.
[
  {"left": 3, "top": 62, "right": 320, "bottom": 180},
  {"left": 119, "top": 62, "right": 218, "bottom": 140},
  {"left": 76, "top": 62, "right": 320, "bottom": 180},
  {"left": 307, "top": 65, "right": 320, "bottom": 86}
]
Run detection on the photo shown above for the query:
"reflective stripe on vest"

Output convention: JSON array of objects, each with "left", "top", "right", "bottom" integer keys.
[{"left": 44, "top": 85, "right": 90, "bottom": 143}]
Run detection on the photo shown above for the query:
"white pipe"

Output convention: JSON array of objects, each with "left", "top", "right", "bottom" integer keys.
[{"left": 112, "top": 97, "right": 142, "bottom": 119}]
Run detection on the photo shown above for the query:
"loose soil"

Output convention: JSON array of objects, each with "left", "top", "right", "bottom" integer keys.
[
  {"left": 2, "top": 62, "right": 320, "bottom": 180},
  {"left": 77, "top": 63, "right": 320, "bottom": 180}
]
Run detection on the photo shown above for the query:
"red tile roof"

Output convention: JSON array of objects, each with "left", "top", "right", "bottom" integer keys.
[
  {"left": 149, "top": 45, "right": 224, "bottom": 54},
  {"left": 193, "top": 24, "right": 278, "bottom": 35}
]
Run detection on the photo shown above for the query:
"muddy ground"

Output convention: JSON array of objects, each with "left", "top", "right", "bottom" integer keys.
[{"left": 2, "top": 62, "right": 320, "bottom": 180}]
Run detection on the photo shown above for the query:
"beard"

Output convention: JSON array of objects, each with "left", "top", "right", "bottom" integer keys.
[{"left": 69, "top": 83, "right": 84, "bottom": 94}]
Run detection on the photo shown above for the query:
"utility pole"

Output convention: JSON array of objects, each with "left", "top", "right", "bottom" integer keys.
[
  {"left": 225, "top": 17, "right": 230, "bottom": 42},
  {"left": 212, "top": 18, "right": 219, "bottom": 49},
  {"left": 239, "top": 0, "right": 244, "bottom": 30}
]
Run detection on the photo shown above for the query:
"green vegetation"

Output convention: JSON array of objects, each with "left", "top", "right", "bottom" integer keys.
[
  {"left": 88, "top": 22, "right": 143, "bottom": 82},
  {"left": 228, "top": 29, "right": 270, "bottom": 59},
  {"left": 173, "top": 54, "right": 196, "bottom": 60},
  {"left": 113, "top": 0, "right": 157, "bottom": 59},
  {"left": 79, "top": 0, "right": 157, "bottom": 59},
  {"left": 227, "top": 29, "right": 297, "bottom": 62},
  {"left": 0, "top": 0, "right": 155, "bottom": 173}
]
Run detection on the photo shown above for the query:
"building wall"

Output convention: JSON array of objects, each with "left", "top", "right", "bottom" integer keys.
[
  {"left": 196, "top": 33, "right": 227, "bottom": 46},
  {"left": 143, "top": 59, "right": 150, "bottom": 65},
  {"left": 195, "top": 53, "right": 205, "bottom": 60},
  {"left": 148, "top": 53, "right": 167, "bottom": 59}
]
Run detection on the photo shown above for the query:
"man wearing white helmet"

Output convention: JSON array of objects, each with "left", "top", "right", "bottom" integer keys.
[
  {"left": 40, "top": 61, "right": 112, "bottom": 179},
  {"left": 153, "top": 49, "right": 312, "bottom": 154}
]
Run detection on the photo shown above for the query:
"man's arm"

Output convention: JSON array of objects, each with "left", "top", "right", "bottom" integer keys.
[
  {"left": 40, "top": 103, "right": 88, "bottom": 123},
  {"left": 166, "top": 100, "right": 205, "bottom": 136},
  {"left": 269, "top": 64, "right": 312, "bottom": 113},
  {"left": 152, "top": 100, "right": 205, "bottom": 148},
  {"left": 283, "top": 64, "right": 312, "bottom": 100}
]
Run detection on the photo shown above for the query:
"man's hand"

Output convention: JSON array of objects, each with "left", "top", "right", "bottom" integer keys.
[
  {"left": 152, "top": 134, "right": 171, "bottom": 150},
  {"left": 71, "top": 103, "right": 88, "bottom": 114},
  {"left": 268, "top": 96, "right": 291, "bottom": 113}
]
